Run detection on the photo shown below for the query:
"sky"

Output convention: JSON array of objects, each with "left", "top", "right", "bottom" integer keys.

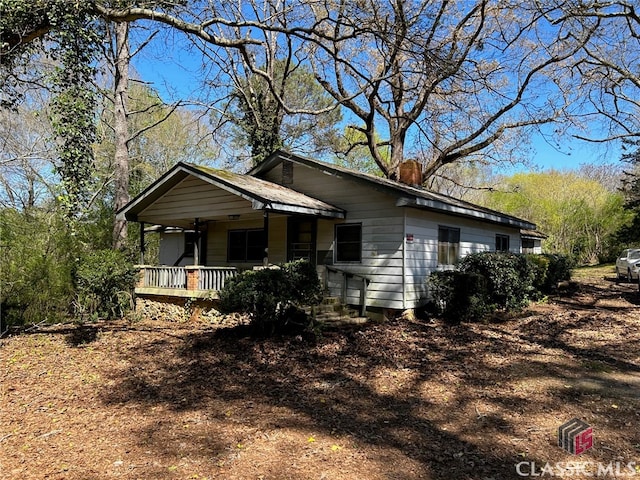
[{"left": 130, "top": 31, "right": 623, "bottom": 174}]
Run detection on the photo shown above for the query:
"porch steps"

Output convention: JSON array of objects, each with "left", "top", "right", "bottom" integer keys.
[{"left": 308, "top": 296, "right": 370, "bottom": 328}]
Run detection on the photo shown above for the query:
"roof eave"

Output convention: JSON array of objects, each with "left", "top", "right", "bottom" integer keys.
[
  {"left": 261, "top": 202, "right": 345, "bottom": 218},
  {"left": 397, "top": 197, "right": 536, "bottom": 230}
]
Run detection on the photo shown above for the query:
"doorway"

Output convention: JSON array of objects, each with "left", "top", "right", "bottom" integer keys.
[{"left": 287, "top": 217, "right": 317, "bottom": 263}]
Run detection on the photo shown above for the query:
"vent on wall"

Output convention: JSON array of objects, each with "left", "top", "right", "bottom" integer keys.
[{"left": 282, "top": 160, "right": 294, "bottom": 184}]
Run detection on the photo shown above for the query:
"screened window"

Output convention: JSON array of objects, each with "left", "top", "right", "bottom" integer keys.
[
  {"left": 335, "top": 223, "right": 362, "bottom": 262},
  {"left": 496, "top": 234, "right": 510, "bottom": 252},
  {"left": 228, "top": 229, "right": 265, "bottom": 262},
  {"left": 438, "top": 226, "right": 460, "bottom": 265}
]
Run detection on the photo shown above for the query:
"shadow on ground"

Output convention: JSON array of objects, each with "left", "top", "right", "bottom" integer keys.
[{"left": 96, "top": 274, "right": 640, "bottom": 479}]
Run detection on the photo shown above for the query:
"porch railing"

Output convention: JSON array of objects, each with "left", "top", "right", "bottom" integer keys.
[
  {"left": 325, "top": 265, "right": 370, "bottom": 316},
  {"left": 143, "top": 266, "right": 187, "bottom": 289},
  {"left": 197, "top": 267, "right": 238, "bottom": 291},
  {"left": 138, "top": 265, "right": 237, "bottom": 292}
]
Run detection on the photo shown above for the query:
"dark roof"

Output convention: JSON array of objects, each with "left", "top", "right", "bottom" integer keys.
[
  {"left": 251, "top": 150, "right": 537, "bottom": 230},
  {"left": 520, "top": 229, "right": 547, "bottom": 239},
  {"left": 117, "top": 162, "right": 345, "bottom": 222}
]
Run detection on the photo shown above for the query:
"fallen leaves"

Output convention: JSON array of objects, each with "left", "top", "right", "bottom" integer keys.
[{"left": 1, "top": 270, "right": 639, "bottom": 479}]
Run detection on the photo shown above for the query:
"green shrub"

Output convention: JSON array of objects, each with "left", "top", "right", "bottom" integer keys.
[
  {"left": 428, "top": 270, "right": 490, "bottom": 324},
  {"left": 74, "top": 249, "right": 138, "bottom": 320},
  {"left": 219, "top": 259, "right": 322, "bottom": 334},
  {"left": 524, "top": 253, "right": 573, "bottom": 294},
  {"left": 0, "top": 208, "right": 76, "bottom": 327},
  {"left": 428, "top": 252, "right": 549, "bottom": 323},
  {"left": 541, "top": 254, "right": 573, "bottom": 292},
  {"left": 460, "top": 252, "right": 536, "bottom": 311},
  {"left": 525, "top": 254, "right": 550, "bottom": 296}
]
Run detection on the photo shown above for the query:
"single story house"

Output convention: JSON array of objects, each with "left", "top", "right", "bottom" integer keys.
[{"left": 118, "top": 150, "right": 538, "bottom": 317}]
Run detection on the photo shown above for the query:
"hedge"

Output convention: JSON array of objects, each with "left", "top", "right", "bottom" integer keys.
[{"left": 428, "top": 252, "right": 572, "bottom": 323}]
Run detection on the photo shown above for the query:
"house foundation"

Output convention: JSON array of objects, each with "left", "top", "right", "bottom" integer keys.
[{"left": 135, "top": 294, "right": 231, "bottom": 324}]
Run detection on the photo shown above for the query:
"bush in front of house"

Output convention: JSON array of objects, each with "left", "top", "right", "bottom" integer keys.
[
  {"left": 428, "top": 252, "right": 561, "bottom": 323},
  {"left": 542, "top": 253, "right": 573, "bottom": 291},
  {"left": 526, "top": 253, "right": 573, "bottom": 294},
  {"left": 74, "top": 249, "right": 138, "bottom": 320},
  {"left": 218, "top": 259, "right": 323, "bottom": 335},
  {"left": 428, "top": 270, "right": 490, "bottom": 324},
  {"left": 459, "top": 252, "right": 537, "bottom": 311}
]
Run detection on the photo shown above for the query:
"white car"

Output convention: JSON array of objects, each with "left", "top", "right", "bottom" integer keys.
[{"left": 615, "top": 248, "right": 640, "bottom": 281}]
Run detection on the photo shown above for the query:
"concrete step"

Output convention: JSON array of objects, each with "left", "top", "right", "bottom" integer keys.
[
  {"left": 320, "top": 315, "right": 370, "bottom": 328},
  {"left": 321, "top": 296, "right": 342, "bottom": 305},
  {"left": 307, "top": 298, "right": 370, "bottom": 328}
]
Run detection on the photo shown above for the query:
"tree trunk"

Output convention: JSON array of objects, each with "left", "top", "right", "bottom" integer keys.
[
  {"left": 112, "top": 22, "right": 130, "bottom": 250},
  {"left": 388, "top": 129, "right": 406, "bottom": 181}
]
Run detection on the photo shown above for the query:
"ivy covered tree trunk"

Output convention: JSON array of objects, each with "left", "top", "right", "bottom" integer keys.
[{"left": 112, "top": 22, "right": 130, "bottom": 250}]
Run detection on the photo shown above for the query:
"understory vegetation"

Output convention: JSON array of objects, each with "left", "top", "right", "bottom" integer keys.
[
  {"left": 0, "top": 207, "right": 140, "bottom": 330},
  {"left": 428, "top": 252, "right": 573, "bottom": 324},
  {"left": 218, "top": 259, "right": 323, "bottom": 335}
]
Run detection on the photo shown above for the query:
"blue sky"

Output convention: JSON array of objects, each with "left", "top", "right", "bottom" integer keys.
[{"left": 131, "top": 33, "right": 622, "bottom": 173}]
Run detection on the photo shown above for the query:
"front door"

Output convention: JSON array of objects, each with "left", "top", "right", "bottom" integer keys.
[{"left": 287, "top": 217, "right": 317, "bottom": 264}]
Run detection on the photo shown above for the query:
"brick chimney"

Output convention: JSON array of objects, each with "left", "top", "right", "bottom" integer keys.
[{"left": 399, "top": 160, "right": 422, "bottom": 186}]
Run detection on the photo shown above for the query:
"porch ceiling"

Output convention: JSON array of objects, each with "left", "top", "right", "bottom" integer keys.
[{"left": 117, "top": 162, "right": 345, "bottom": 228}]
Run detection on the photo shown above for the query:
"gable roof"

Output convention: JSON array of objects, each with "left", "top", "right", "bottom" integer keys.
[
  {"left": 117, "top": 162, "right": 345, "bottom": 222},
  {"left": 251, "top": 150, "right": 537, "bottom": 230}
]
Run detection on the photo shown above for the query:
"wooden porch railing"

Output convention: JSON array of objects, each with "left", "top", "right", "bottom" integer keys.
[
  {"left": 137, "top": 266, "right": 237, "bottom": 292},
  {"left": 197, "top": 267, "right": 238, "bottom": 291},
  {"left": 143, "top": 266, "right": 187, "bottom": 289},
  {"left": 325, "top": 266, "right": 370, "bottom": 316}
]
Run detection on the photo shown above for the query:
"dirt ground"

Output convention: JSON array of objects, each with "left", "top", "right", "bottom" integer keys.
[{"left": 1, "top": 266, "right": 639, "bottom": 480}]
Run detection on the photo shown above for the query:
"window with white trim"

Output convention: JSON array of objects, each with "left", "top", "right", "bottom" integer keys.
[
  {"left": 335, "top": 223, "right": 362, "bottom": 262},
  {"left": 438, "top": 226, "right": 460, "bottom": 265}
]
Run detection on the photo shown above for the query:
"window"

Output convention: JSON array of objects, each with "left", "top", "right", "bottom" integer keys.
[
  {"left": 438, "top": 226, "right": 460, "bottom": 265},
  {"left": 496, "top": 234, "right": 510, "bottom": 252},
  {"left": 335, "top": 223, "right": 361, "bottom": 262},
  {"left": 522, "top": 238, "right": 535, "bottom": 253},
  {"left": 228, "top": 229, "right": 265, "bottom": 262}
]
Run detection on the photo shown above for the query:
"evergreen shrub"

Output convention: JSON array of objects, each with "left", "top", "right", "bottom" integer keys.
[
  {"left": 428, "top": 252, "right": 570, "bottom": 323},
  {"left": 428, "top": 270, "right": 490, "bottom": 324},
  {"left": 219, "top": 259, "right": 323, "bottom": 335},
  {"left": 459, "top": 252, "right": 536, "bottom": 311}
]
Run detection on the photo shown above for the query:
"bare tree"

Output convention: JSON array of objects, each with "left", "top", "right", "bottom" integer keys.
[
  {"left": 102, "top": 21, "right": 184, "bottom": 249},
  {"left": 298, "top": 1, "right": 605, "bottom": 180},
  {"left": 111, "top": 21, "right": 131, "bottom": 249},
  {"left": 0, "top": 87, "right": 55, "bottom": 211},
  {"left": 3, "top": 0, "right": 638, "bottom": 186},
  {"left": 550, "top": 0, "right": 640, "bottom": 142}
]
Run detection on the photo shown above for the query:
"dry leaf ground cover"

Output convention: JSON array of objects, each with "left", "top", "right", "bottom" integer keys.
[{"left": 1, "top": 265, "right": 639, "bottom": 480}]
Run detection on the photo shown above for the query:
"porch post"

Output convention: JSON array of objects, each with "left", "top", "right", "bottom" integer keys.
[
  {"left": 139, "top": 222, "right": 145, "bottom": 264},
  {"left": 263, "top": 211, "right": 269, "bottom": 266},
  {"left": 193, "top": 218, "right": 200, "bottom": 266}
]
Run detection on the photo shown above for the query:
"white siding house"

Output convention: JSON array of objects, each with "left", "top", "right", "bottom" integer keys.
[{"left": 118, "top": 150, "right": 538, "bottom": 314}]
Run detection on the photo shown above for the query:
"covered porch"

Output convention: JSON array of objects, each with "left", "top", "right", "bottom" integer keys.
[{"left": 117, "top": 162, "right": 346, "bottom": 300}]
